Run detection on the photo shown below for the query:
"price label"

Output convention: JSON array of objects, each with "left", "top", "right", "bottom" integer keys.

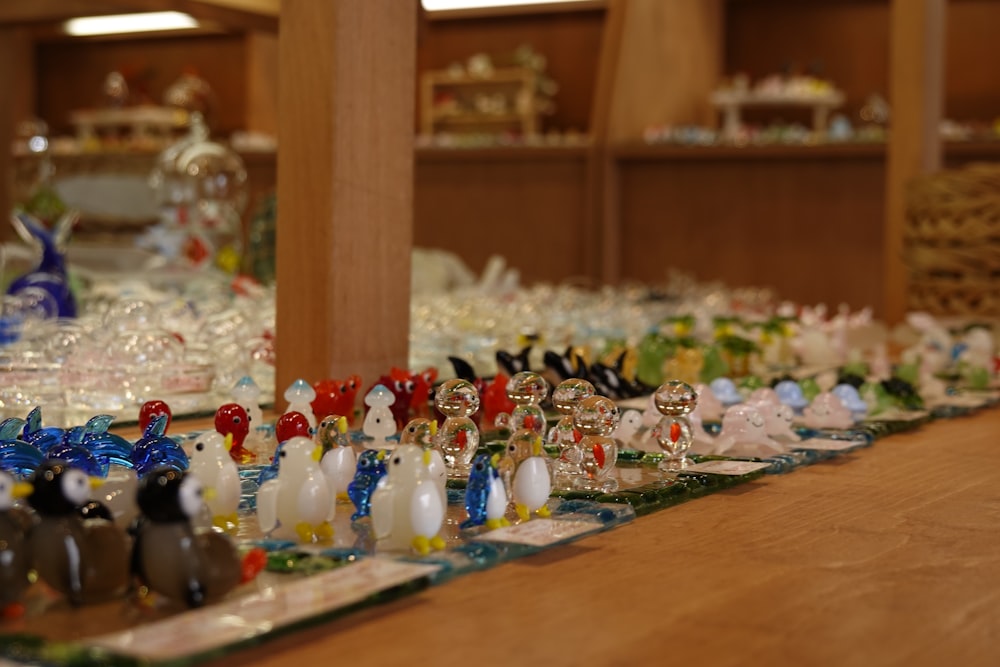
[
  {"left": 682, "top": 460, "right": 771, "bottom": 475},
  {"left": 473, "top": 519, "right": 599, "bottom": 547},
  {"left": 792, "top": 438, "right": 865, "bottom": 451}
]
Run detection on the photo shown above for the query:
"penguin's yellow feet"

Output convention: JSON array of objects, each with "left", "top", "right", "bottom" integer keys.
[
  {"left": 412, "top": 536, "right": 431, "bottom": 556},
  {"left": 486, "top": 518, "right": 503, "bottom": 530},
  {"left": 295, "top": 522, "right": 315, "bottom": 543},
  {"left": 213, "top": 513, "right": 240, "bottom": 534},
  {"left": 515, "top": 503, "right": 530, "bottom": 522},
  {"left": 315, "top": 521, "right": 334, "bottom": 542},
  {"left": 430, "top": 535, "right": 446, "bottom": 551},
  {"left": 536, "top": 504, "right": 551, "bottom": 518},
  {"left": 337, "top": 492, "right": 350, "bottom": 502}
]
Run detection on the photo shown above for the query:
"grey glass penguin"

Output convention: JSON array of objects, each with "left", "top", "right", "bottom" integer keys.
[
  {"left": 0, "top": 470, "right": 34, "bottom": 612},
  {"left": 132, "top": 468, "right": 241, "bottom": 608}
]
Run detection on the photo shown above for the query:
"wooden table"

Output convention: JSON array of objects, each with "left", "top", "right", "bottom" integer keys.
[{"left": 179, "top": 406, "right": 1000, "bottom": 667}]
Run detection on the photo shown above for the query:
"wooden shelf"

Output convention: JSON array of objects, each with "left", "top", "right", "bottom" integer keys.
[{"left": 614, "top": 141, "right": 886, "bottom": 161}]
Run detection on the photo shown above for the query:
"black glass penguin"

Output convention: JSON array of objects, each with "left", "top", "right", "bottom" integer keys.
[
  {"left": 132, "top": 468, "right": 241, "bottom": 608},
  {"left": 0, "top": 470, "right": 33, "bottom": 614},
  {"left": 27, "top": 460, "right": 130, "bottom": 606}
]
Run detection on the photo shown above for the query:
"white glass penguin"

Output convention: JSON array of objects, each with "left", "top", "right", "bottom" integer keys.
[
  {"left": 370, "top": 444, "right": 446, "bottom": 555},
  {"left": 283, "top": 378, "right": 317, "bottom": 430},
  {"left": 511, "top": 430, "right": 551, "bottom": 522},
  {"left": 363, "top": 384, "right": 397, "bottom": 449},
  {"left": 257, "top": 435, "right": 334, "bottom": 543},
  {"left": 400, "top": 417, "right": 446, "bottom": 508},
  {"left": 188, "top": 431, "right": 241, "bottom": 532},
  {"left": 434, "top": 378, "right": 481, "bottom": 479},
  {"left": 319, "top": 415, "right": 355, "bottom": 502}
]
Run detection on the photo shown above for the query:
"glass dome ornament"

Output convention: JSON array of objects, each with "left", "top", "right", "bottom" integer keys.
[
  {"left": 148, "top": 112, "right": 247, "bottom": 272},
  {"left": 434, "top": 378, "right": 481, "bottom": 478},
  {"left": 571, "top": 395, "right": 620, "bottom": 492},
  {"left": 653, "top": 380, "right": 697, "bottom": 473}
]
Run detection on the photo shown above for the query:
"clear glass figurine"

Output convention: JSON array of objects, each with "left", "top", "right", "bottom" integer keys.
[
  {"left": 572, "top": 395, "right": 620, "bottom": 492},
  {"left": 434, "top": 378, "right": 481, "bottom": 478},
  {"left": 652, "top": 380, "right": 697, "bottom": 473},
  {"left": 501, "top": 371, "right": 549, "bottom": 435},
  {"left": 548, "top": 378, "right": 595, "bottom": 482}
]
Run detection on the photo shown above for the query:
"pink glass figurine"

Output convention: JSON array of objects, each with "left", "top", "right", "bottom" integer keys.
[{"left": 801, "top": 392, "right": 855, "bottom": 429}]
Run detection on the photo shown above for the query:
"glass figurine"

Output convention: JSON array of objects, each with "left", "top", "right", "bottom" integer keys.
[
  {"left": 318, "top": 415, "right": 355, "bottom": 501},
  {"left": 231, "top": 375, "right": 266, "bottom": 447},
  {"left": 312, "top": 374, "right": 362, "bottom": 427},
  {"left": 461, "top": 453, "right": 509, "bottom": 530},
  {"left": 434, "top": 378, "right": 481, "bottom": 478},
  {"left": 708, "top": 377, "right": 743, "bottom": 408},
  {"left": 187, "top": 431, "right": 241, "bottom": 532},
  {"left": 547, "top": 378, "right": 595, "bottom": 480},
  {"left": 0, "top": 470, "right": 33, "bottom": 616},
  {"left": 26, "top": 461, "right": 130, "bottom": 605},
  {"left": 370, "top": 444, "right": 447, "bottom": 555},
  {"left": 499, "top": 371, "right": 549, "bottom": 435},
  {"left": 774, "top": 380, "right": 809, "bottom": 413},
  {"left": 132, "top": 468, "right": 242, "bottom": 608},
  {"left": 712, "top": 404, "right": 784, "bottom": 457},
  {"left": 399, "top": 418, "right": 446, "bottom": 507},
  {"left": 373, "top": 373, "right": 415, "bottom": 430},
  {"left": 283, "top": 379, "right": 317, "bottom": 429},
  {"left": 652, "top": 380, "right": 698, "bottom": 473},
  {"left": 572, "top": 395, "right": 620, "bottom": 492},
  {"left": 363, "top": 384, "right": 397, "bottom": 449},
  {"left": 257, "top": 436, "right": 334, "bottom": 543},
  {"left": 747, "top": 399, "right": 801, "bottom": 443},
  {"left": 214, "top": 403, "right": 254, "bottom": 464},
  {"left": 347, "top": 449, "right": 387, "bottom": 521},
  {"left": 511, "top": 431, "right": 551, "bottom": 522},
  {"left": 275, "top": 411, "right": 311, "bottom": 443},
  {"left": 7, "top": 211, "right": 78, "bottom": 319},
  {"left": 831, "top": 383, "right": 870, "bottom": 421},
  {"left": 138, "top": 399, "right": 172, "bottom": 433},
  {"left": 801, "top": 392, "right": 855, "bottom": 429}
]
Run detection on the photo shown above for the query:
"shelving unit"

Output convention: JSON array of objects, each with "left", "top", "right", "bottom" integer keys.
[{"left": 420, "top": 66, "right": 541, "bottom": 136}]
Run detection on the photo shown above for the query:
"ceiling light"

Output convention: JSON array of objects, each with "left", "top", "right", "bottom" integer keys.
[
  {"left": 64, "top": 11, "right": 199, "bottom": 37},
  {"left": 422, "top": 0, "right": 593, "bottom": 11}
]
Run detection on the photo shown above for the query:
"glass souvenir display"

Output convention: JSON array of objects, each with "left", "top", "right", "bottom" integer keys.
[{"left": 499, "top": 371, "right": 549, "bottom": 434}]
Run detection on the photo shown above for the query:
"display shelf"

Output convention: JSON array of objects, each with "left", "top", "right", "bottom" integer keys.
[
  {"left": 420, "top": 66, "right": 542, "bottom": 136},
  {"left": 613, "top": 141, "right": 886, "bottom": 161}
]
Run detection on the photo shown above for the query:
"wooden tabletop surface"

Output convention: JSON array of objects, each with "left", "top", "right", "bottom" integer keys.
[{"left": 160, "top": 406, "right": 999, "bottom": 667}]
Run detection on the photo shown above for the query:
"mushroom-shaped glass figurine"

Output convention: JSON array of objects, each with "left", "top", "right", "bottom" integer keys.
[
  {"left": 572, "top": 395, "right": 620, "bottom": 492},
  {"left": 831, "top": 383, "right": 869, "bottom": 421},
  {"left": 653, "top": 380, "right": 697, "bottom": 473},
  {"left": 284, "top": 379, "right": 317, "bottom": 429},
  {"left": 363, "top": 384, "right": 396, "bottom": 449},
  {"left": 548, "top": 378, "right": 595, "bottom": 480},
  {"left": 708, "top": 377, "right": 743, "bottom": 408},
  {"left": 434, "top": 378, "right": 481, "bottom": 478},
  {"left": 774, "top": 380, "right": 809, "bottom": 413},
  {"left": 504, "top": 371, "right": 549, "bottom": 435}
]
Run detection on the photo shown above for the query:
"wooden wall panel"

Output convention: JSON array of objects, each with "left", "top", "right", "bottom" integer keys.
[
  {"left": 414, "top": 149, "right": 591, "bottom": 285},
  {"left": 35, "top": 34, "right": 247, "bottom": 135},
  {"left": 944, "top": 0, "right": 1000, "bottom": 121},
  {"left": 617, "top": 148, "right": 887, "bottom": 313},
  {"left": 417, "top": 10, "right": 605, "bottom": 133}
]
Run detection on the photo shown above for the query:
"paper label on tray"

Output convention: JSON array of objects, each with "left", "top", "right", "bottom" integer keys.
[
  {"left": 473, "top": 519, "right": 599, "bottom": 547},
  {"left": 85, "top": 558, "right": 439, "bottom": 661},
  {"left": 792, "top": 438, "right": 864, "bottom": 451},
  {"left": 683, "top": 460, "right": 771, "bottom": 475}
]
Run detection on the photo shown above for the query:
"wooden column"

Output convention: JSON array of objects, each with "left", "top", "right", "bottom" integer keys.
[
  {"left": 275, "top": 1, "right": 415, "bottom": 405},
  {"left": 884, "top": 0, "right": 945, "bottom": 323},
  {"left": 245, "top": 30, "right": 278, "bottom": 136},
  {"left": 0, "top": 27, "right": 35, "bottom": 242}
]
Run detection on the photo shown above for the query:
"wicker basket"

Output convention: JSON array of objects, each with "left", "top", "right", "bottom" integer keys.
[{"left": 904, "top": 163, "right": 1000, "bottom": 316}]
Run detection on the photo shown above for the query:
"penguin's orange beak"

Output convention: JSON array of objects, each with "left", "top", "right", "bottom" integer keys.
[{"left": 12, "top": 482, "right": 32, "bottom": 499}]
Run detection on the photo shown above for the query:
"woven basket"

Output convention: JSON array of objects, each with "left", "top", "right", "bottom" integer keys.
[{"left": 904, "top": 163, "right": 1000, "bottom": 316}]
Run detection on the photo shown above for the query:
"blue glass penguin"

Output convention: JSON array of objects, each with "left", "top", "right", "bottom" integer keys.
[
  {"left": 461, "top": 453, "right": 509, "bottom": 530},
  {"left": 347, "top": 449, "right": 387, "bottom": 521},
  {"left": 132, "top": 468, "right": 241, "bottom": 608},
  {"left": 0, "top": 469, "right": 33, "bottom": 614},
  {"left": 27, "top": 460, "right": 130, "bottom": 605}
]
